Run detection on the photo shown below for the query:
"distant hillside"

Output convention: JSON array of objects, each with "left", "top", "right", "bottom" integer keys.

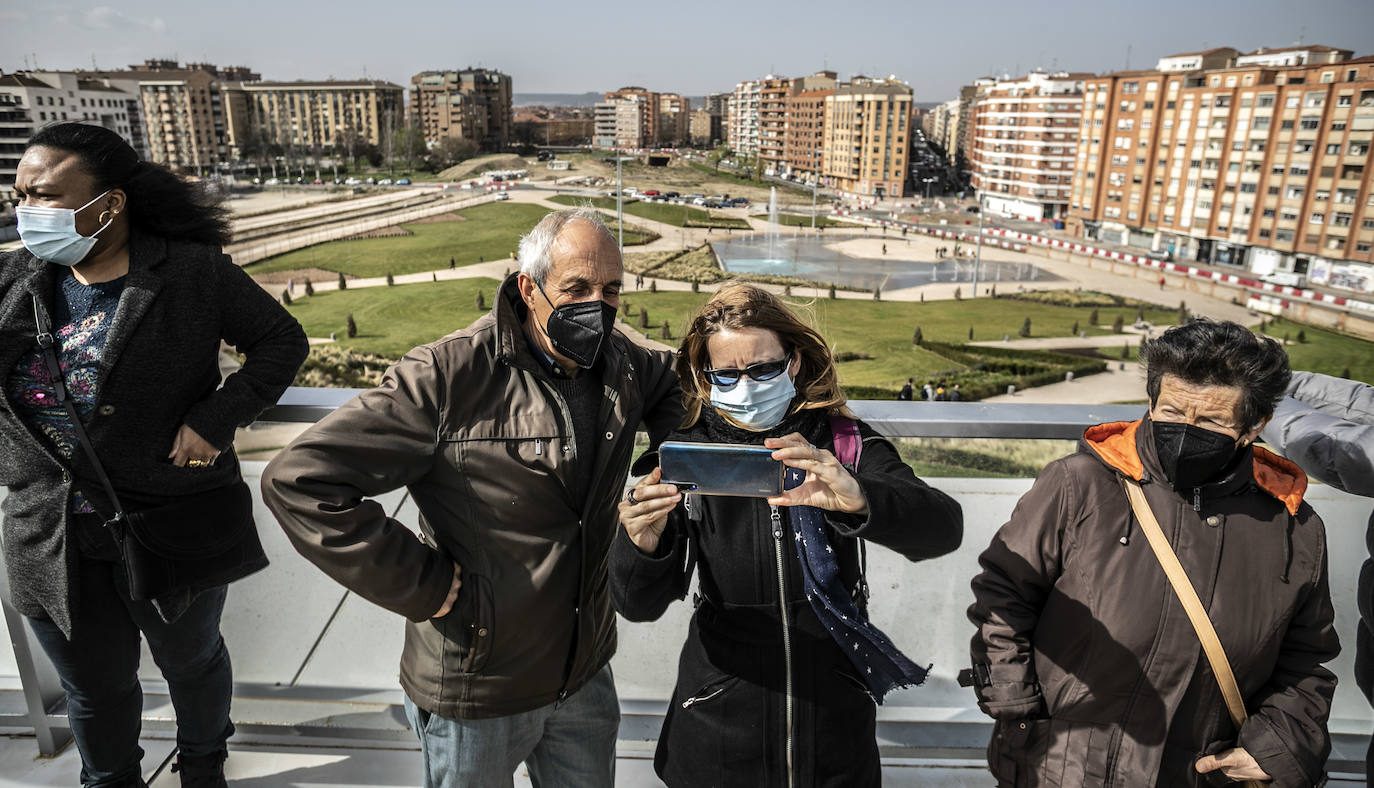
[
  {"left": 514, "top": 92, "right": 605, "bottom": 107},
  {"left": 516, "top": 92, "right": 714, "bottom": 108}
]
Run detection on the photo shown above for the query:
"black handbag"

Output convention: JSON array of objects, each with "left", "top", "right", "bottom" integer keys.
[{"left": 32, "top": 295, "right": 268, "bottom": 601}]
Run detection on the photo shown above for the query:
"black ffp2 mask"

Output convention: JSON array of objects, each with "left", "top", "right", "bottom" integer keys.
[
  {"left": 535, "top": 281, "right": 616, "bottom": 369},
  {"left": 1151, "top": 419, "right": 1242, "bottom": 491}
]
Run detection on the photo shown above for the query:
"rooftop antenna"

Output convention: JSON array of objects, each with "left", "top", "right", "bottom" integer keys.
[
  {"left": 1124, "top": 44, "right": 1132, "bottom": 70},
  {"left": 1298, "top": 26, "right": 1306, "bottom": 45}
]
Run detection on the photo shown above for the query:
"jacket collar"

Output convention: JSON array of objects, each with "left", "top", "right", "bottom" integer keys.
[{"left": 1081, "top": 418, "right": 1307, "bottom": 515}]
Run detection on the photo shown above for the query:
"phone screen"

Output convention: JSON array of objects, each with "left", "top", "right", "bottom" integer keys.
[{"left": 659, "top": 441, "right": 784, "bottom": 497}]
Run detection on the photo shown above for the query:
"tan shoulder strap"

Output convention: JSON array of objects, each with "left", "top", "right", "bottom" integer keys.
[{"left": 1121, "top": 478, "right": 1250, "bottom": 730}]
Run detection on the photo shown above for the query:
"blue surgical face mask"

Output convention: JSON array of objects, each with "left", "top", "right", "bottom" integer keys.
[
  {"left": 16, "top": 189, "right": 115, "bottom": 267},
  {"left": 708, "top": 366, "right": 797, "bottom": 430}
]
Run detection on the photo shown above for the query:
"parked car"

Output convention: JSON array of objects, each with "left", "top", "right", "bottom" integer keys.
[
  {"left": 965, "top": 205, "right": 981, "bottom": 213},
  {"left": 397, "top": 178, "right": 412, "bottom": 185},
  {"left": 642, "top": 189, "right": 660, "bottom": 197},
  {"left": 494, "top": 192, "right": 510, "bottom": 201},
  {"left": 264, "top": 178, "right": 280, "bottom": 186},
  {"left": 663, "top": 191, "right": 680, "bottom": 198},
  {"left": 344, "top": 177, "right": 362, "bottom": 185}
]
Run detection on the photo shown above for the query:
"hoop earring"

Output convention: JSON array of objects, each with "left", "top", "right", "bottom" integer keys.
[{"left": 98, "top": 210, "right": 113, "bottom": 225}]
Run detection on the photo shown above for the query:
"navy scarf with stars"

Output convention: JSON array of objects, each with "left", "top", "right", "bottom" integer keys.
[{"left": 782, "top": 441, "right": 931, "bottom": 702}]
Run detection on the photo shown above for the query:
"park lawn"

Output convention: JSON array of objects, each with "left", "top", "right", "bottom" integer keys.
[
  {"left": 281, "top": 282, "right": 1374, "bottom": 388},
  {"left": 548, "top": 194, "right": 749, "bottom": 229},
  {"left": 284, "top": 277, "right": 507, "bottom": 355},
  {"left": 753, "top": 212, "right": 863, "bottom": 228},
  {"left": 1257, "top": 320, "right": 1374, "bottom": 384},
  {"left": 245, "top": 202, "right": 653, "bottom": 278}
]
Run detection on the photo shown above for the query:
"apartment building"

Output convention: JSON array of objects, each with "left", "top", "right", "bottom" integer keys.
[
  {"left": 782, "top": 88, "right": 835, "bottom": 181},
  {"left": 222, "top": 80, "right": 404, "bottom": 159},
  {"left": 409, "top": 68, "right": 513, "bottom": 151},
  {"left": 922, "top": 98, "right": 959, "bottom": 154},
  {"left": 594, "top": 98, "right": 646, "bottom": 149},
  {"left": 0, "top": 71, "right": 142, "bottom": 200},
  {"left": 970, "top": 71, "right": 1087, "bottom": 220},
  {"left": 1069, "top": 51, "right": 1374, "bottom": 290},
  {"left": 657, "top": 93, "right": 690, "bottom": 146},
  {"left": 690, "top": 108, "right": 720, "bottom": 146},
  {"left": 604, "top": 87, "right": 659, "bottom": 147},
  {"left": 727, "top": 79, "right": 761, "bottom": 156},
  {"left": 758, "top": 76, "right": 797, "bottom": 175},
  {"left": 821, "top": 78, "right": 913, "bottom": 198}
]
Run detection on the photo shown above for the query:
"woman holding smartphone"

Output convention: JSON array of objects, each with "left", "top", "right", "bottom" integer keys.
[{"left": 610, "top": 283, "right": 964, "bottom": 787}]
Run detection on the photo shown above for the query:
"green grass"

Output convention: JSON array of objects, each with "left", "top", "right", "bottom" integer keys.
[
  {"left": 547, "top": 194, "right": 749, "bottom": 229},
  {"left": 1257, "top": 320, "right": 1374, "bottom": 384},
  {"left": 752, "top": 212, "right": 862, "bottom": 228},
  {"left": 281, "top": 283, "right": 1374, "bottom": 389},
  {"left": 283, "top": 277, "right": 505, "bottom": 356},
  {"left": 244, "top": 202, "right": 653, "bottom": 278}
]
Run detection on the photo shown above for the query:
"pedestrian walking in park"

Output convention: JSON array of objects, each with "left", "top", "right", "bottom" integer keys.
[
  {"left": 898, "top": 378, "right": 914, "bottom": 401},
  {"left": 1159, "top": 275, "right": 1166, "bottom": 290}
]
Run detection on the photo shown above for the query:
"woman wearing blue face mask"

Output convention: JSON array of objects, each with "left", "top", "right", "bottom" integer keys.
[
  {"left": 608, "top": 283, "right": 964, "bottom": 787},
  {"left": 0, "top": 124, "right": 307, "bottom": 786}
]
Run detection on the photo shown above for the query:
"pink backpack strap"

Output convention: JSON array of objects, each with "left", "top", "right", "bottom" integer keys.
[{"left": 829, "top": 414, "right": 862, "bottom": 468}]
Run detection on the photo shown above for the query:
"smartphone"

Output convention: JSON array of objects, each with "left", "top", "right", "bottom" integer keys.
[{"left": 659, "top": 441, "right": 784, "bottom": 497}]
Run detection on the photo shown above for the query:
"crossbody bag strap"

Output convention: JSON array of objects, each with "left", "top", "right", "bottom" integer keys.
[
  {"left": 31, "top": 294, "right": 127, "bottom": 524},
  {"left": 829, "top": 413, "right": 870, "bottom": 602},
  {"left": 1121, "top": 477, "right": 1248, "bottom": 729}
]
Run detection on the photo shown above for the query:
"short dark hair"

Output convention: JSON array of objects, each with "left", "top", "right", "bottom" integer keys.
[
  {"left": 28, "top": 123, "right": 231, "bottom": 246},
  {"left": 1141, "top": 318, "right": 1291, "bottom": 430}
]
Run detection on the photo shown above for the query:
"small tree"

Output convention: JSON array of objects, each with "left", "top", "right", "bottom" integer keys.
[
  {"left": 649, "top": 280, "right": 657, "bottom": 293},
  {"left": 1121, "top": 342, "right": 1131, "bottom": 359},
  {"left": 1071, "top": 320, "right": 1079, "bottom": 336},
  {"left": 1019, "top": 317, "right": 1032, "bottom": 338},
  {"left": 912, "top": 326, "right": 924, "bottom": 346},
  {"left": 1342, "top": 366, "right": 1352, "bottom": 379},
  {"left": 691, "top": 280, "right": 700, "bottom": 293},
  {"left": 281, "top": 289, "right": 292, "bottom": 306},
  {"left": 1135, "top": 306, "right": 1145, "bottom": 323},
  {"left": 990, "top": 283, "right": 997, "bottom": 298},
  {"left": 1178, "top": 300, "right": 1189, "bottom": 323},
  {"left": 784, "top": 284, "right": 792, "bottom": 296},
  {"left": 346, "top": 313, "right": 358, "bottom": 338},
  {"left": 475, "top": 290, "right": 485, "bottom": 310},
  {"left": 968, "top": 325, "right": 975, "bottom": 341},
  {"left": 1112, "top": 314, "right": 1124, "bottom": 334},
  {"left": 920, "top": 291, "right": 925, "bottom": 303},
  {"left": 1297, "top": 329, "right": 1307, "bottom": 343},
  {"left": 338, "top": 272, "right": 348, "bottom": 291},
  {"left": 828, "top": 284, "right": 837, "bottom": 299},
  {"left": 1089, "top": 307, "right": 1099, "bottom": 326},
  {"left": 386, "top": 271, "right": 395, "bottom": 286},
  {"left": 660, "top": 320, "right": 672, "bottom": 340},
  {"left": 872, "top": 286, "right": 881, "bottom": 300},
  {"left": 953, "top": 286, "right": 962, "bottom": 301},
  {"left": 1283, "top": 332, "right": 1291, "bottom": 345},
  {"left": 621, "top": 300, "right": 632, "bottom": 317},
  {"left": 1259, "top": 319, "right": 1268, "bottom": 334},
  {"left": 638, "top": 306, "right": 649, "bottom": 329},
  {"left": 432, "top": 272, "right": 438, "bottom": 282},
  {"left": 304, "top": 278, "right": 314, "bottom": 297}
]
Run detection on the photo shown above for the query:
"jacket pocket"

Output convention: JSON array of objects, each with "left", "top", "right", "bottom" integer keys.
[
  {"left": 679, "top": 675, "right": 740, "bottom": 710},
  {"left": 433, "top": 571, "right": 495, "bottom": 675},
  {"left": 990, "top": 717, "right": 1056, "bottom": 787}
]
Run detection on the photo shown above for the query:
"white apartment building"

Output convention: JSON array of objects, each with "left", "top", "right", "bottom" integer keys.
[
  {"left": 970, "top": 71, "right": 1087, "bottom": 220},
  {"left": 727, "top": 80, "right": 760, "bottom": 156}
]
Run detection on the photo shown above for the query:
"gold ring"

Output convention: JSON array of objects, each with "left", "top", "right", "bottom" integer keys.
[{"left": 187, "top": 458, "right": 210, "bottom": 468}]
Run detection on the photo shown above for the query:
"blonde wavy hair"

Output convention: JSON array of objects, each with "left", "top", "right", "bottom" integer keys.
[{"left": 677, "top": 282, "right": 851, "bottom": 428}]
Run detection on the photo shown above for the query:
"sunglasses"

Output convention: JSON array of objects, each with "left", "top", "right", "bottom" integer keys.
[{"left": 704, "top": 357, "right": 790, "bottom": 386}]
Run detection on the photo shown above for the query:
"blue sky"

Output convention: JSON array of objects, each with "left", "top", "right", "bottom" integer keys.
[{"left": 1, "top": 0, "right": 1371, "bottom": 102}]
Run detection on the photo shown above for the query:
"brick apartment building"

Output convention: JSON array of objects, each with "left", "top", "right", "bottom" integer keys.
[
  {"left": 223, "top": 79, "right": 404, "bottom": 161},
  {"left": 408, "top": 69, "right": 513, "bottom": 151},
  {"left": 783, "top": 88, "right": 835, "bottom": 182},
  {"left": 970, "top": 71, "right": 1089, "bottom": 220},
  {"left": 822, "top": 78, "right": 914, "bottom": 198},
  {"left": 657, "top": 93, "right": 690, "bottom": 146},
  {"left": 1068, "top": 46, "right": 1374, "bottom": 291}
]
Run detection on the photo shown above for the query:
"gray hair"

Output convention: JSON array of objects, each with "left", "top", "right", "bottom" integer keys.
[{"left": 517, "top": 207, "right": 617, "bottom": 285}]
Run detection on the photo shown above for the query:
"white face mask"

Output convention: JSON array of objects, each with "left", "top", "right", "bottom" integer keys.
[
  {"left": 16, "top": 189, "right": 114, "bottom": 267},
  {"left": 709, "top": 371, "right": 797, "bottom": 430}
]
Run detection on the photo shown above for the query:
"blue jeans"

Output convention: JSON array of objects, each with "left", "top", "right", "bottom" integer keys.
[
  {"left": 26, "top": 547, "right": 235, "bottom": 787},
  {"left": 403, "top": 664, "right": 620, "bottom": 788}
]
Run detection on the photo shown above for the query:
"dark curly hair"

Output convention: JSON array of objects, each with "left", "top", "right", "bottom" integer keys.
[
  {"left": 27, "top": 122, "right": 231, "bottom": 247},
  {"left": 1141, "top": 318, "right": 1291, "bottom": 430}
]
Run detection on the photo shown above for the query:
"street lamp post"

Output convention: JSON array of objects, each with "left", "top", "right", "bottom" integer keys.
[
  {"left": 811, "top": 148, "right": 820, "bottom": 229},
  {"left": 616, "top": 147, "right": 624, "bottom": 253},
  {"left": 971, "top": 194, "right": 985, "bottom": 298}
]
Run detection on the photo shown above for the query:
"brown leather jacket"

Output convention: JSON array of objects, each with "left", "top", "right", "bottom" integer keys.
[
  {"left": 262, "top": 275, "right": 683, "bottom": 718},
  {"left": 968, "top": 418, "right": 1338, "bottom": 787}
]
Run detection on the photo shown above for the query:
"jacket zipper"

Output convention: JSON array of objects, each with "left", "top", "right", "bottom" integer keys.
[
  {"left": 680, "top": 684, "right": 728, "bottom": 708},
  {"left": 770, "top": 504, "right": 794, "bottom": 788}
]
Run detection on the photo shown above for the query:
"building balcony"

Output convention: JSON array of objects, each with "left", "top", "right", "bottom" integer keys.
[{"left": 1, "top": 395, "right": 1367, "bottom": 785}]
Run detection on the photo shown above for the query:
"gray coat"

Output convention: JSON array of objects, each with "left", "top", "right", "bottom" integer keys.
[
  {"left": 0, "top": 233, "right": 308, "bottom": 636},
  {"left": 1261, "top": 371, "right": 1374, "bottom": 706}
]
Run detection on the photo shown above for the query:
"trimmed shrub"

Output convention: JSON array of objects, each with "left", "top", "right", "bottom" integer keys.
[
  {"left": 660, "top": 320, "right": 672, "bottom": 340},
  {"left": 346, "top": 313, "right": 357, "bottom": 338},
  {"left": 1019, "top": 317, "right": 1031, "bottom": 338},
  {"left": 649, "top": 280, "right": 657, "bottom": 293},
  {"left": 1089, "top": 307, "right": 1099, "bottom": 325},
  {"left": 872, "top": 286, "right": 881, "bottom": 300},
  {"left": 281, "top": 290, "right": 292, "bottom": 305},
  {"left": 1070, "top": 320, "right": 1079, "bottom": 335},
  {"left": 828, "top": 285, "right": 836, "bottom": 299},
  {"left": 338, "top": 272, "right": 348, "bottom": 291},
  {"left": 1112, "top": 314, "right": 1124, "bottom": 334},
  {"left": 475, "top": 291, "right": 485, "bottom": 310},
  {"left": 638, "top": 306, "right": 649, "bottom": 328},
  {"left": 304, "top": 278, "right": 314, "bottom": 296},
  {"left": 386, "top": 272, "right": 395, "bottom": 286},
  {"left": 912, "top": 326, "right": 924, "bottom": 346}
]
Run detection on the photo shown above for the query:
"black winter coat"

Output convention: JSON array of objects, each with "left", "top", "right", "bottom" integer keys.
[
  {"left": 609, "top": 410, "right": 964, "bottom": 787},
  {"left": 0, "top": 233, "right": 308, "bottom": 636}
]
